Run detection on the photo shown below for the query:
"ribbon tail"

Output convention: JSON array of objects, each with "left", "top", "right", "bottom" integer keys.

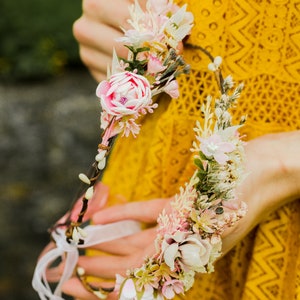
[
  {"left": 32, "top": 247, "right": 66, "bottom": 300},
  {"left": 54, "top": 249, "right": 79, "bottom": 296}
]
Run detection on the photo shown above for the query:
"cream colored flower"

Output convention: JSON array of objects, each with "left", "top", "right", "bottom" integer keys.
[{"left": 163, "top": 231, "right": 213, "bottom": 272}]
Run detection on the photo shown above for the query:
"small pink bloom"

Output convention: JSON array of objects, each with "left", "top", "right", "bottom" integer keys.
[
  {"left": 147, "top": 54, "right": 166, "bottom": 74},
  {"left": 116, "top": 276, "right": 137, "bottom": 300},
  {"left": 164, "top": 80, "right": 179, "bottom": 98},
  {"left": 200, "top": 134, "right": 235, "bottom": 164},
  {"left": 96, "top": 71, "right": 152, "bottom": 117},
  {"left": 162, "top": 280, "right": 184, "bottom": 299}
]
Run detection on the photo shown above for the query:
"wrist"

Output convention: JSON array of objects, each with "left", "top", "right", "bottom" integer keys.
[
  {"left": 221, "top": 131, "right": 300, "bottom": 254},
  {"left": 236, "top": 131, "right": 300, "bottom": 220},
  {"left": 277, "top": 130, "right": 300, "bottom": 201}
]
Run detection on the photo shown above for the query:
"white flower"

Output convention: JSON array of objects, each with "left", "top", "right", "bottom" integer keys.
[
  {"left": 119, "top": 278, "right": 137, "bottom": 300},
  {"left": 163, "top": 231, "right": 213, "bottom": 272},
  {"left": 164, "top": 4, "right": 194, "bottom": 48},
  {"left": 117, "top": 29, "right": 155, "bottom": 47},
  {"left": 179, "top": 235, "right": 212, "bottom": 271},
  {"left": 223, "top": 75, "right": 234, "bottom": 89}
]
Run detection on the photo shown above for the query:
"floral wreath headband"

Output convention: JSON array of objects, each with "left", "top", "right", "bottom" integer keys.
[{"left": 32, "top": 1, "right": 247, "bottom": 300}]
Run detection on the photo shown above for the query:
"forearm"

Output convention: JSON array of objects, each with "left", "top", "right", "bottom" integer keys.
[{"left": 222, "top": 130, "right": 300, "bottom": 254}]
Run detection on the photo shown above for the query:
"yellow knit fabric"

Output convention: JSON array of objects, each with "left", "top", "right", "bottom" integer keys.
[{"left": 102, "top": 0, "right": 300, "bottom": 299}]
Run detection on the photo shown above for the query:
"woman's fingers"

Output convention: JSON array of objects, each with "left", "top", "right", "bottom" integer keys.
[
  {"left": 73, "top": 17, "right": 126, "bottom": 56},
  {"left": 81, "top": 0, "right": 133, "bottom": 29},
  {"left": 77, "top": 242, "right": 155, "bottom": 279},
  {"left": 46, "top": 228, "right": 156, "bottom": 282},
  {"left": 73, "top": 17, "right": 126, "bottom": 82},
  {"left": 73, "top": 0, "right": 148, "bottom": 81},
  {"left": 88, "top": 227, "right": 157, "bottom": 254},
  {"left": 62, "top": 277, "right": 118, "bottom": 300},
  {"left": 92, "top": 198, "right": 172, "bottom": 224}
]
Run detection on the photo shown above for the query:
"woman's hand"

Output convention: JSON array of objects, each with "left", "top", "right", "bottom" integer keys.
[
  {"left": 73, "top": 0, "right": 146, "bottom": 82},
  {"left": 62, "top": 197, "right": 172, "bottom": 300},
  {"left": 61, "top": 131, "right": 300, "bottom": 299}
]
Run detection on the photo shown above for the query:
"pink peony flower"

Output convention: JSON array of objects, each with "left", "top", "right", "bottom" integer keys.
[{"left": 96, "top": 71, "right": 152, "bottom": 117}]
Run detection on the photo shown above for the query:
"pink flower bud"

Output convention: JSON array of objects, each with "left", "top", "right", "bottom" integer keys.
[{"left": 164, "top": 80, "right": 179, "bottom": 98}]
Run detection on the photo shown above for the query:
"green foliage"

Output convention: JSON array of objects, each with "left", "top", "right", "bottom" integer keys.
[
  {"left": 122, "top": 45, "right": 150, "bottom": 75},
  {"left": 0, "top": 0, "right": 82, "bottom": 81}
]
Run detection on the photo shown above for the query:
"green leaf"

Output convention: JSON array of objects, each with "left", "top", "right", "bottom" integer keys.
[
  {"left": 199, "top": 151, "right": 208, "bottom": 161},
  {"left": 194, "top": 158, "right": 203, "bottom": 169}
]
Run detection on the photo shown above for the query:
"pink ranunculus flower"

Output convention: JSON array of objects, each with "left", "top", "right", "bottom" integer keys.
[{"left": 96, "top": 71, "right": 152, "bottom": 117}]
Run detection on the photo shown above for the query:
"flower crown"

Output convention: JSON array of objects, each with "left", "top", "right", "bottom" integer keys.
[{"left": 32, "top": 1, "right": 247, "bottom": 300}]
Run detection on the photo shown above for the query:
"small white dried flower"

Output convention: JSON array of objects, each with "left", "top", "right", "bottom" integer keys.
[
  {"left": 95, "top": 150, "right": 107, "bottom": 162},
  {"left": 78, "top": 173, "right": 91, "bottom": 185},
  {"left": 77, "top": 267, "right": 85, "bottom": 276},
  {"left": 223, "top": 75, "right": 234, "bottom": 89},
  {"left": 208, "top": 56, "right": 222, "bottom": 72},
  {"left": 72, "top": 227, "right": 87, "bottom": 243},
  {"left": 98, "top": 157, "right": 106, "bottom": 170},
  {"left": 93, "top": 290, "right": 108, "bottom": 299},
  {"left": 85, "top": 186, "right": 94, "bottom": 200}
]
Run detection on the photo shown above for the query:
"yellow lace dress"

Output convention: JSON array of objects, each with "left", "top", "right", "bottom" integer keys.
[{"left": 102, "top": 0, "right": 300, "bottom": 299}]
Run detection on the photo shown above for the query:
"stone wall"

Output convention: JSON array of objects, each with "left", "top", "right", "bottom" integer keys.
[{"left": 0, "top": 69, "right": 100, "bottom": 299}]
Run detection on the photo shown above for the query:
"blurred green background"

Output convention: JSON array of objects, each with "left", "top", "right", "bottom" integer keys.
[
  {"left": 0, "top": 0, "right": 82, "bottom": 82},
  {"left": 0, "top": 1, "right": 101, "bottom": 299}
]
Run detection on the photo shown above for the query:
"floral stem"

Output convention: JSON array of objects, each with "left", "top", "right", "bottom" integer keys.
[{"left": 185, "top": 43, "right": 225, "bottom": 94}]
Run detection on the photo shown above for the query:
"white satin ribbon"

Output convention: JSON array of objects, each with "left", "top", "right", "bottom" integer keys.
[{"left": 32, "top": 220, "right": 141, "bottom": 300}]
